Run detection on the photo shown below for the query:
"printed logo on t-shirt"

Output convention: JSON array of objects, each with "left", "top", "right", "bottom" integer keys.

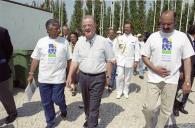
[
  {"left": 48, "top": 43, "right": 56, "bottom": 57},
  {"left": 161, "top": 37, "right": 172, "bottom": 62},
  {"left": 162, "top": 38, "right": 172, "bottom": 54},
  {"left": 48, "top": 43, "right": 57, "bottom": 63}
]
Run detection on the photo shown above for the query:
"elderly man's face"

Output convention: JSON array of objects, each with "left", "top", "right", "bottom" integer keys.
[
  {"left": 160, "top": 13, "right": 175, "bottom": 33},
  {"left": 63, "top": 26, "right": 69, "bottom": 36},
  {"left": 108, "top": 29, "right": 116, "bottom": 40},
  {"left": 82, "top": 18, "right": 96, "bottom": 40}
]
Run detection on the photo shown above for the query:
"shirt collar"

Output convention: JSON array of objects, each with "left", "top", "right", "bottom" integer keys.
[{"left": 86, "top": 34, "right": 96, "bottom": 44}]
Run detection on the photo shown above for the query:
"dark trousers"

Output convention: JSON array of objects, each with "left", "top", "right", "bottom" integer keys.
[
  {"left": 39, "top": 83, "right": 67, "bottom": 125},
  {"left": 0, "top": 79, "right": 17, "bottom": 117},
  {"left": 79, "top": 72, "right": 105, "bottom": 128},
  {"left": 108, "top": 64, "right": 117, "bottom": 89},
  {"left": 175, "top": 76, "right": 194, "bottom": 106}
]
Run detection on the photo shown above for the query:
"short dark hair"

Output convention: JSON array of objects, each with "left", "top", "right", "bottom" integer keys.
[
  {"left": 68, "top": 32, "right": 79, "bottom": 42},
  {"left": 45, "top": 19, "right": 59, "bottom": 29},
  {"left": 187, "top": 25, "right": 195, "bottom": 35},
  {"left": 124, "top": 21, "right": 133, "bottom": 29}
]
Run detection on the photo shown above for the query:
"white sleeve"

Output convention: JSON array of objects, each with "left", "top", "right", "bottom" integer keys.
[
  {"left": 134, "top": 40, "right": 140, "bottom": 61},
  {"left": 182, "top": 35, "right": 195, "bottom": 59},
  {"left": 31, "top": 41, "right": 41, "bottom": 60},
  {"left": 141, "top": 36, "right": 151, "bottom": 58}
]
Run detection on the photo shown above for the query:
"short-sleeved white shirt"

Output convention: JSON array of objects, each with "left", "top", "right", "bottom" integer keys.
[
  {"left": 31, "top": 36, "right": 71, "bottom": 83},
  {"left": 72, "top": 34, "right": 114, "bottom": 74},
  {"left": 113, "top": 34, "right": 140, "bottom": 68},
  {"left": 142, "top": 30, "right": 195, "bottom": 84}
]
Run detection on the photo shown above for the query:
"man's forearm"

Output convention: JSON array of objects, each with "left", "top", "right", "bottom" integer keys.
[
  {"left": 29, "top": 59, "right": 39, "bottom": 74},
  {"left": 106, "top": 62, "right": 112, "bottom": 77},
  {"left": 142, "top": 56, "right": 156, "bottom": 72},
  {"left": 183, "top": 58, "right": 192, "bottom": 83}
]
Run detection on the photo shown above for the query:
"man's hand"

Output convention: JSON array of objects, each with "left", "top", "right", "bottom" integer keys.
[
  {"left": 27, "top": 74, "right": 33, "bottom": 84},
  {"left": 66, "top": 76, "right": 73, "bottom": 89},
  {"left": 182, "top": 81, "right": 191, "bottom": 94},
  {"left": 154, "top": 66, "right": 170, "bottom": 77}
]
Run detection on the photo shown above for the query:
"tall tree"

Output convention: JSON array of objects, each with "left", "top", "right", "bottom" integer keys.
[
  {"left": 70, "top": 0, "right": 83, "bottom": 32},
  {"left": 137, "top": 0, "right": 145, "bottom": 33},
  {"left": 124, "top": 0, "right": 130, "bottom": 22},
  {"left": 146, "top": 3, "right": 154, "bottom": 33},
  {"left": 188, "top": 0, "right": 195, "bottom": 26},
  {"left": 154, "top": 0, "right": 161, "bottom": 31},
  {"left": 162, "top": 0, "right": 168, "bottom": 11},
  {"left": 113, "top": 1, "right": 121, "bottom": 32},
  {"left": 175, "top": 0, "right": 182, "bottom": 30},
  {"left": 181, "top": 3, "right": 188, "bottom": 32},
  {"left": 129, "top": 0, "right": 138, "bottom": 34},
  {"left": 61, "top": 2, "right": 67, "bottom": 26},
  {"left": 86, "top": 0, "right": 92, "bottom": 15},
  {"left": 94, "top": 0, "right": 101, "bottom": 34}
]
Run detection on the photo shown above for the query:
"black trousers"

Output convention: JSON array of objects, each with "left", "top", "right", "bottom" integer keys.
[
  {"left": 79, "top": 71, "right": 105, "bottom": 128},
  {"left": 175, "top": 76, "right": 194, "bottom": 106},
  {"left": 0, "top": 79, "right": 17, "bottom": 117}
]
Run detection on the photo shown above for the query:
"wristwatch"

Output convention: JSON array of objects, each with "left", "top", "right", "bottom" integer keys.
[{"left": 106, "top": 75, "right": 111, "bottom": 78}]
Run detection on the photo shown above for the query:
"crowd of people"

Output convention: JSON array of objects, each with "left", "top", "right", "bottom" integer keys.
[{"left": 0, "top": 10, "right": 195, "bottom": 128}]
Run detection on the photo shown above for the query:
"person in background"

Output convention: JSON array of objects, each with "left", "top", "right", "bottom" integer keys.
[
  {"left": 62, "top": 25, "right": 69, "bottom": 39},
  {"left": 142, "top": 10, "right": 194, "bottom": 128},
  {"left": 66, "top": 15, "right": 114, "bottom": 128},
  {"left": 0, "top": 26, "right": 17, "bottom": 125},
  {"left": 106, "top": 27, "right": 116, "bottom": 93},
  {"left": 27, "top": 19, "right": 71, "bottom": 128},
  {"left": 137, "top": 34, "right": 145, "bottom": 79},
  {"left": 173, "top": 25, "right": 195, "bottom": 116},
  {"left": 68, "top": 32, "right": 79, "bottom": 96},
  {"left": 113, "top": 21, "right": 140, "bottom": 99}
]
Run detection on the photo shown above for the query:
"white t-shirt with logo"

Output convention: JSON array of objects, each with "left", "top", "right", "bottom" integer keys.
[
  {"left": 142, "top": 30, "right": 195, "bottom": 84},
  {"left": 31, "top": 36, "right": 71, "bottom": 84}
]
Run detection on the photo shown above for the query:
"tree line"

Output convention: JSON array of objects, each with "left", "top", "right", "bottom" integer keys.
[{"left": 31, "top": 0, "right": 195, "bottom": 36}]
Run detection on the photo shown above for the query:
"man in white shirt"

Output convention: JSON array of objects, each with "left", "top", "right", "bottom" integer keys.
[
  {"left": 113, "top": 21, "right": 140, "bottom": 99},
  {"left": 27, "top": 19, "right": 71, "bottom": 128},
  {"left": 67, "top": 15, "right": 114, "bottom": 128},
  {"left": 106, "top": 27, "right": 116, "bottom": 92},
  {"left": 141, "top": 10, "right": 194, "bottom": 128}
]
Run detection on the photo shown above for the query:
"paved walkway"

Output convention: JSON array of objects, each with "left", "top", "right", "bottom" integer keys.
[{"left": 0, "top": 75, "right": 195, "bottom": 128}]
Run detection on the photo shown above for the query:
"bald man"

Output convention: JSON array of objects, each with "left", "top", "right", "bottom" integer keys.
[{"left": 141, "top": 10, "right": 194, "bottom": 128}]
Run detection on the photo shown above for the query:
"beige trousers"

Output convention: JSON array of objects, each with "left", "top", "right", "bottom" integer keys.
[{"left": 142, "top": 81, "right": 177, "bottom": 128}]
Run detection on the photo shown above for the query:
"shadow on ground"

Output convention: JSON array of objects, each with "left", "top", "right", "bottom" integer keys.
[
  {"left": 129, "top": 83, "right": 141, "bottom": 93},
  {"left": 98, "top": 102, "right": 124, "bottom": 128},
  {"left": 17, "top": 101, "right": 42, "bottom": 117},
  {"left": 55, "top": 101, "right": 84, "bottom": 127}
]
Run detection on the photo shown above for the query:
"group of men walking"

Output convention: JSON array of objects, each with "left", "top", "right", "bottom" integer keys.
[{"left": 1, "top": 9, "right": 195, "bottom": 128}]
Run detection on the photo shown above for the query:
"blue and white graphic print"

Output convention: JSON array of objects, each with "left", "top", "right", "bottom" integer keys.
[{"left": 48, "top": 43, "right": 56, "bottom": 57}]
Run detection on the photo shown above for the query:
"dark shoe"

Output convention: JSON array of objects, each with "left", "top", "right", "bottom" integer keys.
[
  {"left": 173, "top": 108, "right": 179, "bottom": 116},
  {"left": 83, "top": 121, "right": 88, "bottom": 128},
  {"left": 179, "top": 107, "right": 188, "bottom": 114},
  {"left": 139, "top": 76, "right": 144, "bottom": 79},
  {"left": 45, "top": 123, "right": 55, "bottom": 128},
  {"left": 133, "top": 71, "right": 138, "bottom": 76},
  {"left": 79, "top": 104, "right": 84, "bottom": 109},
  {"left": 60, "top": 111, "right": 67, "bottom": 119},
  {"left": 5, "top": 114, "right": 17, "bottom": 124},
  {"left": 108, "top": 87, "right": 112, "bottom": 93}
]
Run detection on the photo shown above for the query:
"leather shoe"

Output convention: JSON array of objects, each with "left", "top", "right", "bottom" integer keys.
[
  {"left": 5, "top": 113, "right": 17, "bottom": 124},
  {"left": 60, "top": 111, "right": 67, "bottom": 119},
  {"left": 173, "top": 109, "right": 179, "bottom": 116},
  {"left": 179, "top": 107, "right": 188, "bottom": 114}
]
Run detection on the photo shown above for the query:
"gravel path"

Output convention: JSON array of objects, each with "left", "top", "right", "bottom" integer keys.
[{"left": 0, "top": 75, "right": 195, "bottom": 128}]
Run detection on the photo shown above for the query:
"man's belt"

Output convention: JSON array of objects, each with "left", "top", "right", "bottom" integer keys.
[{"left": 80, "top": 71, "right": 105, "bottom": 76}]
